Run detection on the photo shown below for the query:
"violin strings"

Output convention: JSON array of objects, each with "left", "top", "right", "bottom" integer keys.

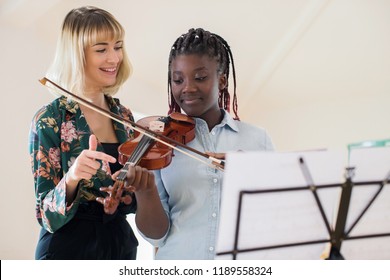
[
  {"left": 117, "top": 169, "right": 128, "bottom": 181},
  {"left": 128, "top": 135, "right": 154, "bottom": 165}
]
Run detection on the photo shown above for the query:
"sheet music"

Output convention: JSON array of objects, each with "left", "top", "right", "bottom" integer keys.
[
  {"left": 349, "top": 146, "right": 390, "bottom": 182},
  {"left": 216, "top": 147, "right": 390, "bottom": 259},
  {"left": 216, "top": 150, "right": 345, "bottom": 259}
]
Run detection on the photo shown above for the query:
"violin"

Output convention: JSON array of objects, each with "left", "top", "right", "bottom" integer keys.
[
  {"left": 118, "top": 112, "right": 195, "bottom": 170},
  {"left": 99, "top": 112, "right": 196, "bottom": 214}
]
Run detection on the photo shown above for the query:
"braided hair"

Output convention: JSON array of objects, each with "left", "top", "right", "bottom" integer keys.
[{"left": 168, "top": 28, "right": 239, "bottom": 120}]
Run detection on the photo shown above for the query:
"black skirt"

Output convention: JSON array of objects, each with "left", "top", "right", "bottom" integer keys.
[{"left": 35, "top": 201, "right": 138, "bottom": 260}]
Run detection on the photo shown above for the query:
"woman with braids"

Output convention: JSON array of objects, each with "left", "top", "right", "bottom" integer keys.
[
  {"left": 142, "top": 28, "right": 274, "bottom": 259},
  {"left": 29, "top": 6, "right": 168, "bottom": 259}
]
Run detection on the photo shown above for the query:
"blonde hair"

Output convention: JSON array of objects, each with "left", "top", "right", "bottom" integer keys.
[{"left": 47, "top": 6, "right": 132, "bottom": 96}]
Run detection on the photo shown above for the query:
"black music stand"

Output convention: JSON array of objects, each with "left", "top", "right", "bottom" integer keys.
[
  {"left": 215, "top": 148, "right": 390, "bottom": 260},
  {"left": 331, "top": 146, "right": 390, "bottom": 260}
]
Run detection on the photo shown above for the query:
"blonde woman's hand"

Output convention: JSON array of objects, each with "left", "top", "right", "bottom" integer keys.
[{"left": 66, "top": 134, "right": 116, "bottom": 186}]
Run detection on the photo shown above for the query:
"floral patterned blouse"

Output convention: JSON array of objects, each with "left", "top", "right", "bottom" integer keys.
[{"left": 29, "top": 95, "right": 135, "bottom": 233}]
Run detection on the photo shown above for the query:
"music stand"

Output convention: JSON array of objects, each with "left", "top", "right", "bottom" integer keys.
[
  {"left": 337, "top": 146, "right": 390, "bottom": 259},
  {"left": 215, "top": 148, "right": 390, "bottom": 260}
]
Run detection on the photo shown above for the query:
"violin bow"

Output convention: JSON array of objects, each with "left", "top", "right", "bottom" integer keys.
[{"left": 39, "top": 77, "right": 224, "bottom": 171}]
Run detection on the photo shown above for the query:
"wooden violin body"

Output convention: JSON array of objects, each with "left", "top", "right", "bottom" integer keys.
[{"left": 118, "top": 112, "right": 195, "bottom": 170}]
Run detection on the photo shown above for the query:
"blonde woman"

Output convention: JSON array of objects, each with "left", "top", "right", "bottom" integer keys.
[{"left": 29, "top": 6, "right": 167, "bottom": 260}]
